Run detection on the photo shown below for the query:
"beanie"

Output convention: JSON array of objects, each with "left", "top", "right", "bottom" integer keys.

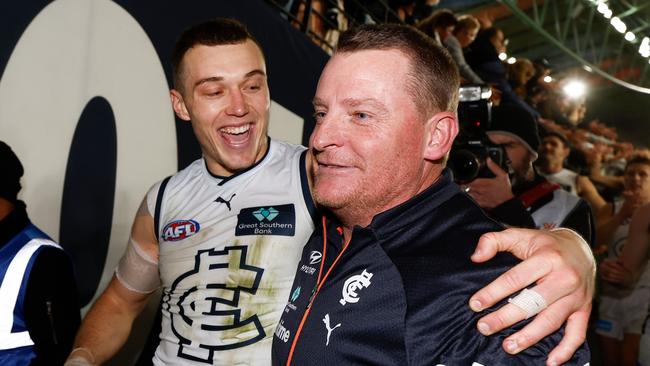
[{"left": 487, "top": 104, "right": 540, "bottom": 157}]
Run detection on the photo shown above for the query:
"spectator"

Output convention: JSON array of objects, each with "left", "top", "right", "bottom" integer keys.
[
  {"left": 508, "top": 58, "right": 535, "bottom": 99},
  {"left": 466, "top": 106, "right": 594, "bottom": 243},
  {"left": 466, "top": 28, "right": 541, "bottom": 119},
  {"left": 612, "top": 202, "right": 650, "bottom": 366},
  {"left": 0, "top": 141, "right": 80, "bottom": 365},
  {"left": 596, "top": 155, "right": 650, "bottom": 366},
  {"left": 443, "top": 14, "right": 484, "bottom": 84},
  {"left": 525, "top": 59, "right": 552, "bottom": 110},
  {"left": 389, "top": 0, "right": 417, "bottom": 24},
  {"left": 537, "top": 131, "right": 607, "bottom": 212},
  {"left": 415, "top": 8, "right": 457, "bottom": 45}
]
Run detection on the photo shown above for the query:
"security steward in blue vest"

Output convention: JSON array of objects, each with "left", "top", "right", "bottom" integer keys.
[{"left": 0, "top": 141, "right": 80, "bottom": 365}]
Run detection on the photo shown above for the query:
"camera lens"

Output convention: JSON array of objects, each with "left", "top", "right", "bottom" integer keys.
[{"left": 449, "top": 149, "right": 481, "bottom": 183}]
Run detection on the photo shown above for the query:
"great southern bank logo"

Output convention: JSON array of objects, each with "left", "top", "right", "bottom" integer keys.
[
  {"left": 236, "top": 204, "right": 296, "bottom": 236},
  {"left": 162, "top": 220, "right": 200, "bottom": 242},
  {"left": 253, "top": 207, "right": 279, "bottom": 222}
]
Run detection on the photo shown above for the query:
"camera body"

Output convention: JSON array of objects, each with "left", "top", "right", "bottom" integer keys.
[{"left": 448, "top": 85, "right": 509, "bottom": 184}]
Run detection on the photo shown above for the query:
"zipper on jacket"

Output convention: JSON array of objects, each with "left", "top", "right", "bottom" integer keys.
[
  {"left": 46, "top": 299, "right": 58, "bottom": 345},
  {"left": 286, "top": 216, "right": 350, "bottom": 366}
]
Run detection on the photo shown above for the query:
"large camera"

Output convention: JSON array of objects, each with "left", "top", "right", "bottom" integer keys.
[{"left": 448, "top": 85, "right": 508, "bottom": 184}]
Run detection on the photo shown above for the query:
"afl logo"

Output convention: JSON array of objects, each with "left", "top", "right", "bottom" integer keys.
[{"left": 162, "top": 220, "right": 200, "bottom": 241}]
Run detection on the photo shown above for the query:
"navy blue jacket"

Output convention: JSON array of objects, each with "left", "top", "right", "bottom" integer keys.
[{"left": 272, "top": 171, "right": 590, "bottom": 365}]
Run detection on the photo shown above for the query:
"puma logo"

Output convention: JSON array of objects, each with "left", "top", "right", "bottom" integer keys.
[
  {"left": 322, "top": 314, "right": 341, "bottom": 346},
  {"left": 214, "top": 193, "right": 236, "bottom": 211}
]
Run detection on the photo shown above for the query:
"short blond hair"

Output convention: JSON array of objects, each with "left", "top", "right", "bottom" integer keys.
[{"left": 455, "top": 15, "right": 480, "bottom": 34}]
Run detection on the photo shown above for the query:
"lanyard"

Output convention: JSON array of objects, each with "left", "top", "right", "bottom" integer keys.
[{"left": 286, "top": 216, "right": 351, "bottom": 366}]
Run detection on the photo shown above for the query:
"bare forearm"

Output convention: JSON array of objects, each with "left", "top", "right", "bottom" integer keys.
[
  {"left": 619, "top": 206, "right": 650, "bottom": 273},
  {"left": 589, "top": 172, "right": 623, "bottom": 191},
  {"left": 596, "top": 213, "right": 624, "bottom": 248},
  {"left": 72, "top": 279, "right": 150, "bottom": 364}
]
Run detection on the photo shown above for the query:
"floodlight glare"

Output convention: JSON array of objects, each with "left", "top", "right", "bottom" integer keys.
[
  {"left": 563, "top": 80, "right": 587, "bottom": 99},
  {"left": 498, "top": 52, "right": 507, "bottom": 61},
  {"left": 640, "top": 38, "right": 650, "bottom": 57},
  {"left": 610, "top": 17, "right": 627, "bottom": 33}
]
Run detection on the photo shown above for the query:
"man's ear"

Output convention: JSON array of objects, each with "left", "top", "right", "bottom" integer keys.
[
  {"left": 170, "top": 89, "right": 191, "bottom": 121},
  {"left": 423, "top": 111, "right": 458, "bottom": 161}
]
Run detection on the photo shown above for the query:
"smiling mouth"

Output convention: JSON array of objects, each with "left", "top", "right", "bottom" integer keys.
[
  {"left": 219, "top": 123, "right": 253, "bottom": 146},
  {"left": 220, "top": 123, "right": 251, "bottom": 135},
  {"left": 317, "top": 161, "right": 355, "bottom": 172}
]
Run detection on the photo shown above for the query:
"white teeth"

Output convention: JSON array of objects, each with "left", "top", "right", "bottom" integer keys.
[{"left": 220, "top": 124, "right": 250, "bottom": 135}]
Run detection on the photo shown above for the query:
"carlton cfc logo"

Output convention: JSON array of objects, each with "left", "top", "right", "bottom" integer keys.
[
  {"left": 339, "top": 269, "right": 373, "bottom": 306},
  {"left": 164, "top": 245, "right": 265, "bottom": 362},
  {"left": 162, "top": 220, "right": 200, "bottom": 241}
]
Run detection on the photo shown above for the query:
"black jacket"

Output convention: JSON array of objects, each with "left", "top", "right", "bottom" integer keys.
[{"left": 272, "top": 171, "right": 590, "bottom": 365}]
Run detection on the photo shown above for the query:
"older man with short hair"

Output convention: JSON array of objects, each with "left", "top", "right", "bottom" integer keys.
[{"left": 272, "top": 24, "right": 590, "bottom": 366}]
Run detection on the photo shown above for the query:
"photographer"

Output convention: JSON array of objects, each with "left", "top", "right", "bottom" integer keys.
[{"left": 464, "top": 105, "right": 594, "bottom": 244}]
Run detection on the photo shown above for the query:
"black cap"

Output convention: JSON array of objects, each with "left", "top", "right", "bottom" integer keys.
[
  {"left": 487, "top": 105, "right": 541, "bottom": 158},
  {"left": 0, "top": 141, "right": 24, "bottom": 202}
]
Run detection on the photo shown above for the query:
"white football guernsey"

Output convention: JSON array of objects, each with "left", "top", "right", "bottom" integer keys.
[
  {"left": 530, "top": 189, "right": 581, "bottom": 230},
  {"left": 601, "top": 201, "right": 650, "bottom": 298},
  {"left": 542, "top": 168, "right": 578, "bottom": 195},
  {"left": 149, "top": 139, "right": 315, "bottom": 365}
]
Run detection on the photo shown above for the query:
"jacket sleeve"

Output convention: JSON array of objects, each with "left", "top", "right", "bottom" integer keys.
[
  {"left": 439, "top": 318, "right": 592, "bottom": 365},
  {"left": 23, "top": 247, "right": 81, "bottom": 366},
  {"left": 403, "top": 251, "right": 591, "bottom": 365},
  {"left": 560, "top": 199, "right": 595, "bottom": 246},
  {"left": 489, "top": 197, "right": 537, "bottom": 228}
]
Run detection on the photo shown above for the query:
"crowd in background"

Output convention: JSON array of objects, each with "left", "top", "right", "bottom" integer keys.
[{"left": 278, "top": 1, "right": 650, "bottom": 365}]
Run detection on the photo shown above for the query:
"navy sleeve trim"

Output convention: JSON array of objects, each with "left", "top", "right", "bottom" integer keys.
[
  {"left": 154, "top": 176, "right": 172, "bottom": 242},
  {"left": 299, "top": 150, "right": 318, "bottom": 222}
]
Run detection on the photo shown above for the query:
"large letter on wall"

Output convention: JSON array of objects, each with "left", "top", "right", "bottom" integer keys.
[{"left": 0, "top": 0, "right": 176, "bottom": 310}]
